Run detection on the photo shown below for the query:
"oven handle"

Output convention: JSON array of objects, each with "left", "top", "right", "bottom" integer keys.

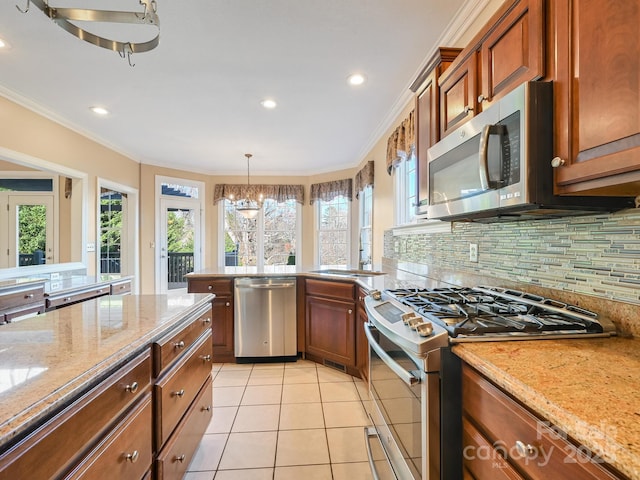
[
  {"left": 364, "top": 425, "right": 396, "bottom": 480},
  {"left": 364, "top": 323, "right": 420, "bottom": 386}
]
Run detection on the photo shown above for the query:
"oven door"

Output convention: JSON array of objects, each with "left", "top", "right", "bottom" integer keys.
[{"left": 365, "top": 322, "right": 428, "bottom": 480}]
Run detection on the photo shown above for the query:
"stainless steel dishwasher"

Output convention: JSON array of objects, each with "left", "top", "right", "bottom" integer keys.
[{"left": 234, "top": 277, "right": 297, "bottom": 362}]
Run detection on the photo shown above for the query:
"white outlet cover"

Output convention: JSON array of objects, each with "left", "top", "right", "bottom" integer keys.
[{"left": 469, "top": 243, "right": 478, "bottom": 262}]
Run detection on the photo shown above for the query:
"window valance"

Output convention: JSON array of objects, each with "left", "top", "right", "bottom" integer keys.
[
  {"left": 309, "top": 178, "right": 353, "bottom": 205},
  {"left": 214, "top": 184, "right": 305, "bottom": 205},
  {"left": 354, "top": 160, "right": 374, "bottom": 199},
  {"left": 386, "top": 110, "right": 415, "bottom": 174}
]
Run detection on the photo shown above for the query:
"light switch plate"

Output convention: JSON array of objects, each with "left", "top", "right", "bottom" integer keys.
[{"left": 87, "top": 242, "right": 96, "bottom": 252}]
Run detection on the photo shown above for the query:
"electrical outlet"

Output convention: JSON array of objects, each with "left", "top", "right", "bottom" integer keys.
[{"left": 469, "top": 243, "right": 478, "bottom": 262}]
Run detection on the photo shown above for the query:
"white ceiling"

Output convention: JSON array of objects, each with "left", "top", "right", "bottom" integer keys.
[{"left": 0, "top": 0, "right": 471, "bottom": 176}]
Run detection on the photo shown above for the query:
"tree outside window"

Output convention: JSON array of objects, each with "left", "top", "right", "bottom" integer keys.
[{"left": 317, "top": 195, "right": 349, "bottom": 267}]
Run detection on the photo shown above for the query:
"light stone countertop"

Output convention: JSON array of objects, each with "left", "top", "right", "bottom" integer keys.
[
  {"left": 454, "top": 338, "right": 640, "bottom": 480},
  {"left": 0, "top": 292, "right": 213, "bottom": 450}
]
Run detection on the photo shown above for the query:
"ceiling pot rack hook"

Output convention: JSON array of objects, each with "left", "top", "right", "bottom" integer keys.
[
  {"left": 119, "top": 43, "right": 135, "bottom": 67},
  {"left": 15, "top": 0, "right": 30, "bottom": 13},
  {"left": 136, "top": 0, "right": 158, "bottom": 21}
]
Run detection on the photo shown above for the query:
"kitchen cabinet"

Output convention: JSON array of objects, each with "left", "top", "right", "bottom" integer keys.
[
  {"left": 355, "top": 286, "right": 369, "bottom": 382},
  {"left": 0, "top": 350, "right": 152, "bottom": 479},
  {"left": 0, "top": 281, "right": 45, "bottom": 323},
  {"left": 187, "top": 278, "right": 234, "bottom": 362},
  {"left": 551, "top": 0, "right": 640, "bottom": 196},
  {"left": 412, "top": 47, "right": 462, "bottom": 216},
  {"left": 45, "top": 277, "right": 133, "bottom": 310},
  {"left": 304, "top": 278, "right": 358, "bottom": 376},
  {"left": 462, "top": 363, "right": 624, "bottom": 479},
  {"left": 110, "top": 278, "right": 132, "bottom": 295},
  {"left": 439, "top": 0, "right": 545, "bottom": 137}
]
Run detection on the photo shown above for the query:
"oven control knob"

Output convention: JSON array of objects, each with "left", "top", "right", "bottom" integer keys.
[
  {"left": 416, "top": 322, "right": 434, "bottom": 337},
  {"left": 407, "top": 318, "right": 424, "bottom": 329},
  {"left": 370, "top": 290, "right": 382, "bottom": 301},
  {"left": 401, "top": 313, "right": 419, "bottom": 324}
]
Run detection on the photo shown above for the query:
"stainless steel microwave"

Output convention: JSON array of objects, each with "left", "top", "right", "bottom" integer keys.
[{"left": 424, "top": 81, "right": 633, "bottom": 222}]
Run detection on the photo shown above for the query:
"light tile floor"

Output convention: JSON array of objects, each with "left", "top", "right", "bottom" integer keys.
[{"left": 185, "top": 360, "right": 374, "bottom": 480}]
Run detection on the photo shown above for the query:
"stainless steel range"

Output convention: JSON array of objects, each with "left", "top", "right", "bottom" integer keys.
[{"left": 363, "top": 286, "right": 616, "bottom": 480}]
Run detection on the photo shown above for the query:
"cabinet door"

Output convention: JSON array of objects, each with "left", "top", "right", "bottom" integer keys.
[
  {"left": 416, "top": 71, "right": 439, "bottom": 215},
  {"left": 478, "top": 0, "right": 544, "bottom": 110},
  {"left": 305, "top": 296, "right": 356, "bottom": 368},
  {"left": 211, "top": 294, "right": 234, "bottom": 362},
  {"left": 553, "top": 0, "right": 640, "bottom": 195},
  {"left": 439, "top": 53, "right": 478, "bottom": 137}
]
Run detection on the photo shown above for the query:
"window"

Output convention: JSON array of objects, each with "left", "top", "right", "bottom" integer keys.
[
  {"left": 394, "top": 149, "right": 417, "bottom": 225},
  {"left": 222, "top": 198, "right": 299, "bottom": 272},
  {"left": 317, "top": 195, "right": 350, "bottom": 267},
  {"left": 358, "top": 185, "right": 373, "bottom": 269}
]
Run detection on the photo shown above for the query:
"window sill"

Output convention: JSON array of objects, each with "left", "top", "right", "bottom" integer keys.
[{"left": 392, "top": 220, "right": 451, "bottom": 236}]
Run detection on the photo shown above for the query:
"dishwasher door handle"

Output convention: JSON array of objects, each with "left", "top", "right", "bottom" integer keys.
[{"left": 242, "top": 283, "right": 296, "bottom": 289}]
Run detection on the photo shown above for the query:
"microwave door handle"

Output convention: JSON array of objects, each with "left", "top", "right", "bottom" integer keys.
[
  {"left": 478, "top": 124, "right": 493, "bottom": 190},
  {"left": 364, "top": 323, "right": 420, "bottom": 386}
]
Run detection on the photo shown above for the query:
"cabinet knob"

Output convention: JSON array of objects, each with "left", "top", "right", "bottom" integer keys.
[
  {"left": 225, "top": 302, "right": 230, "bottom": 307},
  {"left": 125, "top": 381, "right": 139, "bottom": 394},
  {"left": 463, "top": 105, "right": 474, "bottom": 113},
  {"left": 477, "top": 94, "right": 487, "bottom": 103},
  {"left": 63, "top": 297, "right": 72, "bottom": 302},
  {"left": 24, "top": 294, "right": 34, "bottom": 299},
  {"left": 200, "top": 354, "right": 212, "bottom": 362},
  {"left": 551, "top": 157, "right": 566, "bottom": 168},
  {"left": 348, "top": 309, "right": 353, "bottom": 315},
  {"left": 125, "top": 450, "right": 139, "bottom": 463},
  {"left": 358, "top": 296, "right": 363, "bottom": 302},
  {"left": 515, "top": 440, "right": 537, "bottom": 458},
  {"left": 207, "top": 285, "right": 213, "bottom": 290},
  {"left": 173, "top": 340, "right": 185, "bottom": 349},
  {"left": 174, "top": 454, "right": 186, "bottom": 463},
  {"left": 201, "top": 405, "right": 212, "bottom": 412},
  {"left": 96, "top": 289, "right": 103, "bottom": 294},
  {"left": 172, "top": 389, "right": 185, "bottom": 398},
  {"left": 203, "top": 317, "right": 211, "bottom": 324}
]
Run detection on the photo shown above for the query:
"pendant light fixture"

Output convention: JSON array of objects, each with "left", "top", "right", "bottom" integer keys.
[{"left": 234, "top": 153, "right": 263, "bottom": 219}]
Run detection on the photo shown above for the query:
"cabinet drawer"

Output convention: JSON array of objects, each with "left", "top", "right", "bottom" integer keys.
[
  {"left": 152, "top": 306, "right": 213, "bottom": 376},
  {"left": 188, "top": 278, "right": 233, "bottom": 295},
  {"left": 46, "top": 285, "right": 110, "bottom": 309},
  {"left": 0, "top": 350, "right": 151, "bottom": 480},
  {"left": 64, "top": 394, "right": 153, "bottom": 480},
  {"left": 154, "top": 330, "right": 213, "bottom": 449},
  {"left": 155, "top": 376, "right": 212, "bottom": 480},
  {"left": 305, "top": 279, "right": 355, "bottom": 301},
  {"left": 462, "top": 365, "right": 619, "bottom": 479},
  {"left": 110, "top": 280, "right": 132, "bottom": 295},
  {"left": 4, "top": 302, "right": 45, "bottom": 322},
  {"left": 0, "top": 284, "right": 45, "bottom": 311}
]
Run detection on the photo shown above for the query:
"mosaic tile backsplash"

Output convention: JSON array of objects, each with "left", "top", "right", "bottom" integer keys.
[{"left": 384, "top": 208, "right": 640, "bottom": 305}]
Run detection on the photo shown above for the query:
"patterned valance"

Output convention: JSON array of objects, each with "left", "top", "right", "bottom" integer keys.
[
  {"left": 309, "top": 178, "right": 353, "bottom": 205},
  {"left": 386, "top": 109, "right": 415, "bottom": 174},
  {"left": 214, "top": 184, "right": 304, "bottom": 205},
  {"left": 354, "top": 160, "right": 374, "bottom": 199}
]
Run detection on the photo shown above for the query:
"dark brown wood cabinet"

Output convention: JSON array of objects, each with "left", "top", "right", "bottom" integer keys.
[
  {"left": 551, "top": 0, "right": 640, "bottom": 196},
  {"left": 438, "top": 0, "right": 545, "bottom": 137},
  {"left": 304, "top": 278, "right": 358, "bottom": 376},
  {"left": 355, "top": 286, "right": 369, "bottom": 382},
  {"left": 187, "top": 278, "right": 234, "bottom": 362},
  {"left": 462, "top": 363, "right": 623, "bottom": 479}
]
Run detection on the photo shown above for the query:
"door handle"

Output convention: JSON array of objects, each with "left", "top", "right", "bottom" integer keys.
[{"left": 478, "top": 124, "right": 506, "bottom": 190}]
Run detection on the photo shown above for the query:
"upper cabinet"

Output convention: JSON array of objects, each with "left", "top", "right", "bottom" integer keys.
[
  {"left": 552, "top": 0, "right": 640, "bottom": 196},
  {"left": 439, "top": 0, "right": 545, "bottom": 137}
]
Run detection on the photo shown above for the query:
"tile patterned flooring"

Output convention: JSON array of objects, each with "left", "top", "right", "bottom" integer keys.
[{"left": 184, "top": 360, "right": 375, "bottom": 480}]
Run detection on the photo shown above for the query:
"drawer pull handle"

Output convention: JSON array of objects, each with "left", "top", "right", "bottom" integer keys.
[
  {"left": 201, "top": 405, "right": 212, "bottom": 412},
  {"left": 97, "top": 289, "right": 103, "bottom": 293},
  {"left": 125, "top": 450, "right": 139, "bottom": 463},
  {"left": 200, "top": 354, "right": 212, "bottom": 362},
  {"left": 348, "top": 309, "right": 353, "bottom": 315},
  {"left": 64, "top": 297, "right": 72, "bottom": 302},
  {"left": 207, "top": 285, "right": 213, "bottom": 291},
  {"left": 25, "top": 294, "right": 34, "bottom": 299},
  {"left": 125, "top": 382, "right": 139, "bottom": 394},
  {"left": 172, "top": 389, "right": 185, "bottom": 398},
  {"left": 174, "top": 454, "right": 186, "bottom": 463},
  {"left": 515, "top": 440, "right": 537, "bottom": 458},
  {"left": 203, "top": 317, "right": 212, "bottom": 324},
  {"left": 225, "top": 301, "right": 230, "bottom": 307},
  {"left": 174, "top": 340, "right": 185, "bottom": 349}
]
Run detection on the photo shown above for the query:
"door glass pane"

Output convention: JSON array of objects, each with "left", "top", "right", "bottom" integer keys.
[
  {"left": 17, "top": 204, "right": 48, "bottom": 266},
  {"left": 100, "top": 189, "right": 124, "bottom": 274},
  {"left": 166, "top": 208, "right": 195, "bottom": 290}
]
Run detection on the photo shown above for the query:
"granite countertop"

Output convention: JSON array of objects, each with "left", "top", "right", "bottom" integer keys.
[
  {"left": 454, "top": 338, "right": 640, "bottom": 479},
  {"left": 0, "top": 292, "right": 213, "bottom": 450}
]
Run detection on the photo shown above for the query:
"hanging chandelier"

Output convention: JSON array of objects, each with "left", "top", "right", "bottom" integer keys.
[
  {"left": 233, "top": 154, "right": 263, "bottom": 220},
  {"left": 17, "top": 0, "right": 160, "bottom": 67}
]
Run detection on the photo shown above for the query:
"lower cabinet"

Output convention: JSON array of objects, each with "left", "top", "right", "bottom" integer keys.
[
  {"left": 462, "top": 363, "right": 623, "bottom": 479},
  {"left": 355, "top": 287, "right": 369, "bottom": 382},
  {"left": 304, "top": 279, "right": 358, "bottom": 376},
  {"left": 0, "top": 282, "right": 45, "bottom": 323}
]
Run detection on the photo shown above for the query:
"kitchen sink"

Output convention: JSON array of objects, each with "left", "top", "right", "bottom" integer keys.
[{"left": 309, "top": 269, "right": 385, "bottom": 278}]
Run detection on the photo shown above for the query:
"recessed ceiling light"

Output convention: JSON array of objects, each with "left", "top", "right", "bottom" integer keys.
[
  {"left": 348, "top": 73, "right": 366, "bottom": 86},
  {"left": 0, "top": 38, "right": 11, "bottom": 50},
  {"left": 90, "top": 106, "right": 110, "bottom": 116},
  {"left": 261, "top": 99, "right": 277, "bottom": 109}
]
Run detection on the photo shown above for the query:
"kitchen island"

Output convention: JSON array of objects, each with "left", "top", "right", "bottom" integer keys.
[{"left": 0, "top": 292, "right": 214, "bottom": 479}]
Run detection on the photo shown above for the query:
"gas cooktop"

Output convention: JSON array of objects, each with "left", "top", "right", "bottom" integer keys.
[{"left": 377, "top": 285, "right": 616, "bottom": 343}]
